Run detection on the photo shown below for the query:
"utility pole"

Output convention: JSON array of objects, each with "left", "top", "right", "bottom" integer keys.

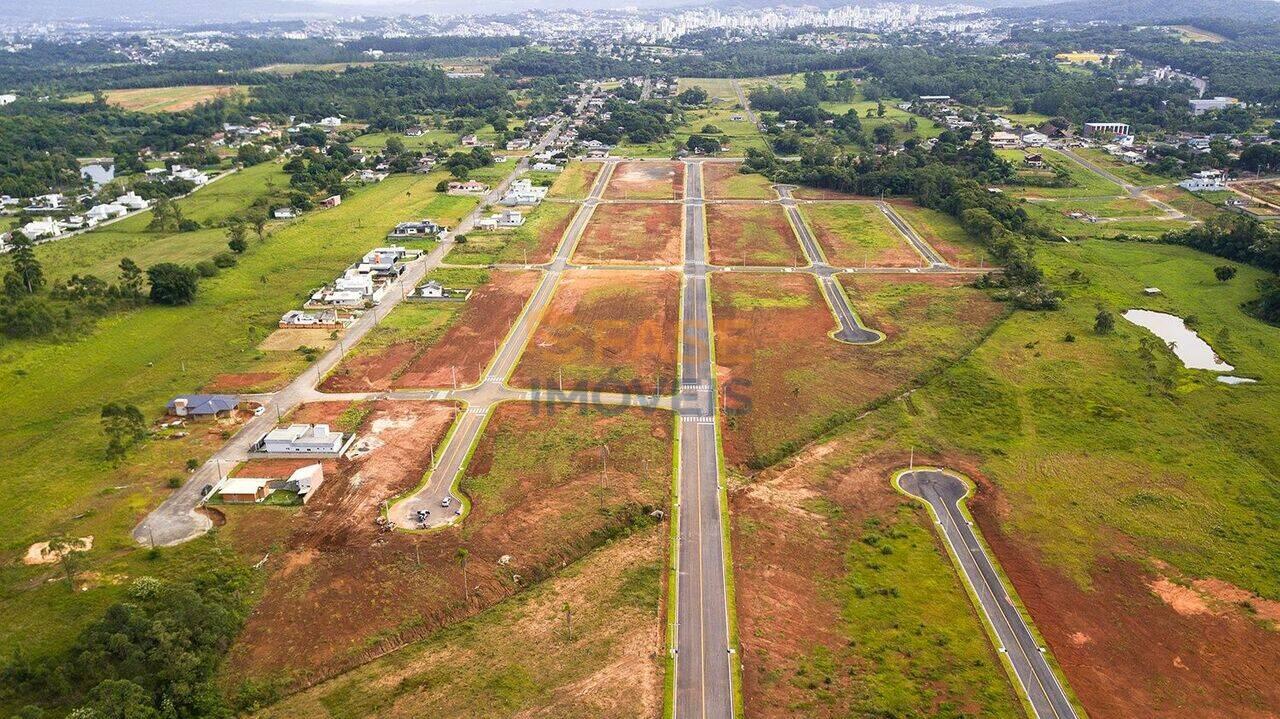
[{"left": 909, "top": 446, "right": 914, "bottom": 474}]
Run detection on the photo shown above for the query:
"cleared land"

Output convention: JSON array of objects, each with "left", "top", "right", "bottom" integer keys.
[
  {"left": 801, "top": 202, "right": 921, "bottom": 267},
  {"left": 0, "top": 171, "right": 467, "bottom": 664},
  {"left": 887, "top": 202, "right": 991, "bottom": 266},
  {"left": 706, "top": 203, "right": 801, "bottom": 266},
  {"left": 450, "top": 201, "right": 576, "bottom": 265},
  {"left": 999, "top": 147, "right": 1125, "bottom": 199},
  {"left": 322, "top": 270, "right": 539, "bottom": 391},
  {"left": 511, "top": 270, "right": 680, "bottom": 395},
  {"left": 703, "top": 162, "right": 776, "bottom": 200},
  {"left": 603, "top": 161, "right": 684, "bottom": 200},
  {"left": 731, "top": 435, "right": 1023, "bottom": 718},
  {"left": 1147, "top": 186, "right": 1227, "bottom": 222},
  {"left": 547, "top": 162, "right": 602, "bottom": 200},
  {"left": 711, "top": 272, "right": 1004, "bottom": 469},
  {"left": 1074, "top": 147, "right": 1167, "bottom": 186},
  {"left": 573, "top": 203, "right": 683, "bottom": 266},
  {"left": 235, "top": 403, "right": 672, "bottom": 710},
  {"left": 882, "top": 239, "right": 1280, "bottom": 715},
  {"left": 67, "top": 85, "right": 248, "bottom": 112}
]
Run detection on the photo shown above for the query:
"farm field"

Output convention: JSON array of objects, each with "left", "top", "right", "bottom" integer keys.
[
  {"left": 702, "top": 162, "right": 776, "bottom": 199},
  {"left": 547, "top": 161, "right": 602, "bottom": 200},
  {"left": 66, "top": 85, "right": 248, "bottom": 112},
  {"left": 322, "top": 269, "right": 539, "bottom": 391},
  {"left": 511, "top": 270, "right": 680, "bottom": 395},
  {"left": 603, "top": 161, "right": 684, "bottom": 200},
  {"left": 573, "top": 203, "right": 683, "bottom": 265},
  {"left": 450, "top": 201, "right": 576, "bottom": 265},
  {"left": 886, "top": 202, "right": 991, "bottom": 266},
  {"left": 870, "top": 239, "right": 1280, "bottom": 716},
  {"left": 706, "top": 203, "right": 801, "bottom": 266},
  {"left": 0, "top": 172, "right": 463, "bottom": 666},
  {"left": 800, "top": 202, "right": 920, "bottom": 267},
  {"left": 731, "top": 430, "right": 1023, "bottom": 718},
  {"left": 710, "top": 272, "right": 1004, "bottom": 469}
]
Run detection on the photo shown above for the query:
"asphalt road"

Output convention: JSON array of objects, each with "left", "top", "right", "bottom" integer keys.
[
  {"left": 877, "top": 201, "right": 948, "bottom": 267},
  {"left": 774, "top": 185, "right": 883, "bottom": 345},
  {"left": 897, "top": 469, "right": 1080, "bottom": 719},
  {"left": 134, "top": 99, "right": 587, "bottom": 546},
  {"left": 389, "top": 158, "right": 619, "bottom": 529},
  {"left": 674, "top": 160, "right": 736, "bottom": 719}
]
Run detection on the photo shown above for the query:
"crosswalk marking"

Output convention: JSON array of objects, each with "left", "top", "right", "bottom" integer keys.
[
  {"left": 681, "top": 415, "right": 715, "bottom": 425},
  {"left": 465, "top": 406, "right": 489, "bottom": 416}
]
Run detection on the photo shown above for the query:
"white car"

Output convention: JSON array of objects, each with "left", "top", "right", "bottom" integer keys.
[{"left": 441, "top": 497, "right": 451, "bottom": 508}]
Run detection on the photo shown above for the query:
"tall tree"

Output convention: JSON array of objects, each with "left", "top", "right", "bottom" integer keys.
[{"left": 5, "top": 235, "right": 44, "bottom": 295}]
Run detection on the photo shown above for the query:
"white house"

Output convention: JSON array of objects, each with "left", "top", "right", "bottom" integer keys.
[
  {"left": 496, "top": 209, "right": 525, "bottom": 227},
  {"left": 1021, "top": 132, "right": 1049, "bottom": 146},
  {"left": 501, "top": 178, "right": 548, "bottom": 206},
  {"left": 989, "top": 131, "right": 1021, "bottom": 148},
  {"left": 115, "top": 192, "right": 150, "bottom": 211},
  {"left": 86, "top": 203, "right": 128, "bottom": 223},
  {"left": 273, "top": 207, "right": 297, "bottom": 219},
  {"left": 1189, "top": 97, "right": 1242, "bottom": 116},
  {"left": 531, "top": 162, "right": 562, "bottom": 172},
  {"left": 506, "top": 138, "right": 532, "bottom": 151},
  {"left": 20, "top": 217, "right": 62, "bottom": 240},
  {"left": 1179, "top": 170, "right": 1227, "bottom": 192},
  {"left": 259, "top": 424, "right": 346, "bottom": 454},
  {"left": 170, "top": 166, "right": 209, "bottom": 186},
  {"left": 319, "top": 116, "right": 342, "bottom": 128},
  {"left": 418, "top": 280, "right": 445, "bottom": 298}
]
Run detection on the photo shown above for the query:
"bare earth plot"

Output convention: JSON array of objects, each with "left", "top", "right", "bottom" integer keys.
[
  {"left": 511, "top": 270, "right": 680, "bottom": 395},
  {"left": 573, "top": 203, "right": 683, "bottom": 265},
  {"left": 731, "top": 438, "right": 1023, "bottom": 718},
  {"left": 703, "top": 162, "right": 777, "bottom": 200},
  {"left": 711, "top": 272, "right": 1002, "bottom": 469},
  {"left": 706, "top": 203, "right": 802, "bottom": 267},
  {"left": 451, "top": 202, "right": 577, "bottom": 265},
  {"left": 802, "top": 202, "right": 921, "bottom": 268},
  {"left": 249, "top": 403, "right": 672, "bottom": 718},
  {"left": 603, "top": 161, "right": 684, "bottom": 200},
  {"left": 322, "top": 270, "right": 540, "bottom": 391},
  {"left": 69, "top": 85, "right": 248, "bottom": 112}
]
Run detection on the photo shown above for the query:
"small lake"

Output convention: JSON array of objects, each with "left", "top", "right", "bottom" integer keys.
[
  {"left": 1217, "top": 376, "right": 1257, "bottom": 385},
  {"left": 1122, "top": 309, "right": 1234, "bottom": 372}
]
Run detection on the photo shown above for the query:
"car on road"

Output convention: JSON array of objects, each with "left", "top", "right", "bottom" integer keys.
[{"left": 441, "top": 497, "right": 451, "bottom": 507}]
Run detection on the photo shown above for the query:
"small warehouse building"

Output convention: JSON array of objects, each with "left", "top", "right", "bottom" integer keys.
[
  {"left": 258, "top": 424, "right": 347, "bottom": 454},
  {"left": 217, "top": 477, "right": 272, "bottom": 504}
]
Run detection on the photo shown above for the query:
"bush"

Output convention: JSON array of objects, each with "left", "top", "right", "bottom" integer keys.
[
  {"left": 212, "top": 252, "right": 237, "bottom": 269},
  {"left": 194, "top": 261, "right": 218, "bottom": 278},
  {"left": 146, "top": 263, "right": 199, "bottom": 306}
]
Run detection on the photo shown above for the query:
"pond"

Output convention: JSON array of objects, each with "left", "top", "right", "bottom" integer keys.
[
  {"left": 1216, "top": 376, "right": 1258, "bottom": 385},
  {"left": 1122, "top": 309, "right": 1234, "bottom": 372}
]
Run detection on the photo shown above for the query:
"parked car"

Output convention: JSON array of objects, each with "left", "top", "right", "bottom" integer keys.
[{"left": 441, "top": 497, "right": 451, "bottom": 508}]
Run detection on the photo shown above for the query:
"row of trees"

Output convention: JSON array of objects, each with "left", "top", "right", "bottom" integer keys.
[{"left": 1159, "top": 214, "right": 1280, "bottom": 324}]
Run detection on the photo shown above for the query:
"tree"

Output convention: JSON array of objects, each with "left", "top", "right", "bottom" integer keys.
[
  {"left": 676, "top": 87, "right": 708, "bottom": 106},
  {"left": 228, "top": 236, "right": 247, "bottom": 254},
  {"left": 77, "top": 679, "right": 160, "bottom": 719},
  {"left": 1094, "top": 307, "right": 1115, "bottom": 334},
  {"left": 0, "top": 297, "right": 57, "bottom": 338},
  {"left": 1214, "top": 265, "right": 1238, "bottom": 282},
  {"left": 101, "top": 402, "right": 147, "bottom": 461},
  {"left": 872, "top": 125, "right": 896, "bottom": 146},
  {"left": 248, "top": 211, "right": 268, "bottom": 241},
  {"left": 455, "top": 547, "right": 470, "bottom": 603},
  {"left": 384, "top": 136, "right": 406, "bottom": 156},
  {"left": 145, "top": 263, "right": 199, "bottom": 306},
  {"left": 5, "top": 235, "right": 44, "bottom": 295},
  {"left": 42, "top": 535, "right": 89, "bottom": 592},
  {"left": 118, "top": 258, "right": 144, "bottom": 298}
]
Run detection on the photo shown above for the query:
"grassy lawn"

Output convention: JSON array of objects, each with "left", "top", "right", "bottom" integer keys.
[
  {"left": 999, "top": 148, "right": 1125, "bottom": 199},
  {"left": 65, "top": 85, "right": 248, "bottom": 112},
  {"left": 618, "top": 101, "right": 768, "bottom": 158},
  {"left": 820, "top": 94, "right": 945, "bottom": 140},
  {"left": 35, "top": 162, "right": 289, "bottom": 283},
  {"left": 350, "top": 129, "right": 459, "bottom": 151},
  {"left": 678, "top": 77, "right": 740, "bottom": 100},
  {"left": 889, "top": 203, "right": 991, "bottom": 266},
  {"left": 0, "top": 172, "right": 468, "bottom": 669},
  {"left": 801, "top": 202, "right": 918, "bottom": 267},
  {"left": 1074, "top": 147, "right": 1168, "bottom": 186},
  {"left": 703, "top": 165, "right": 776, "bottom": 200},
  {"left": 547, "top": 162, "right": 601, "bottom": 200},
  {"left": 1022, "top": 202, "right": 1189, "bottom": 239},
  {"left": 450, "top": 201, "right": 576, "bottom": 265}
]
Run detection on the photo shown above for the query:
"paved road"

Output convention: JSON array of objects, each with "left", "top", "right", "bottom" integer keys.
[
  {"left": 897, "top": 469, "right": 1080, "bottom": 719},
  {"left": 731, "top": 79, "right": 762, "bottom": 131},
  {"left": 134, "top": 98, "right": 589, "bottom": 546},
  {"left": 1052, "top": 147, "right": 1187, "bottom": 220},
  {"left": 388, "top": 159, "right": 618, "bottom": 529},
  {"left": 877, "top": 201, "right": 949, "bottom": 266},
  {"left": 674, "top": 160, "right": 735, "bottom": 719},
  {"left": 775, "top": 185, "right": 883, "bottom": 344}
]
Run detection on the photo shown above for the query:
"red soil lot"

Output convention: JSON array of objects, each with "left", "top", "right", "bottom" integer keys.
[
  {"left": 573, "top": 202, "right": 683, "bottom": 265},
  {"left": 320, "top": 270, "right": 539, "bottom": 391},
  {"left": 706, "top": 203, "right": 801, "bottom": 266},
  {"left": 604, "top": 160, "right": 684, "bottom": 200},
  {"left": 222, "top": 401, "right": 672, "bottom": 691},
  {"left": 511, "top": 270, "right": 680, "bottom": 395},
  {"left": 970, "top": 482, "right": 1280, "bottom": 719},
  {"left": 712, "top": 272, "right": 1002, "bottom": 468}
]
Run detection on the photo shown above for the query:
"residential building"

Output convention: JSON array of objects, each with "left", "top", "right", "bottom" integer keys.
[
  {"left": 1179, "top": 169, "right": 1227, "bottom": 192},
  {"left": 1189, "top": 96, "right": 1242, "bottom": 116},
  {"left": 273, "top": 207, "right": 297, "bottom": 219},
  {"left": 989, "top": 131, "right": 1020, "bottom": 148},
  {"left": 319, "top": 116, "right": 342, "bottom": 128},
  {"left": 217, "top": 477, "right": 273, "bottom": 503},
  {"left": 419, "top": 280, "right": 445, "bottom": 298},
  {"left": 1023, "top": 153, "right": 1046, "bottom": 168},
  {"left": 167, "top": 394, "right": 238, "bottom": 419},
  {"left": 86, "top": 203, "right": 128, "bottom": 223},
  {"left": 279, "top": 309, "right": 341, "bottom": 328},
  {"left": 447, "top": 180, "right": 490, "bottom": 195},
  {"left": 389, "top": 220, "right": 445, "bottom": 238},
  {"left": 20, "top": 217, "right": 62, "bottom": 241},
  {"left": 258, "top": 424, "right": 346, "bottom": 454},
  {"left": 506, "top": 138, "right": 532, "bottom": 151},
  {"left": 461, "top": 134, "right": 479, "bottom": 147},
  {"left": 116, "top": 192, "right": 150, "bottom": 211},
  {"left": 321, "top": 195, "right": 342, "bottom": 208}
]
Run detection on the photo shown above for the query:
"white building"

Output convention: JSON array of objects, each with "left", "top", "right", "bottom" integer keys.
[
  {"left": 116, "top": 192, "right": 150, "bottom": 211},
  {"left": 989, "top": 131, "right": 1021, "bottom": 148},
  {"left": 259, "top": 424, "right": 346, "bottom": 454},
  {"left": 1084, "top": 122, "right": 1131, "bottom": 137},
  {"left": 86, "top": 203, "right": 128, "bottom": 223},
  {"left": 319, "top": 116, "right": 342, "bottom": 128},
  {"left": 501, "top": 178, "right": 548, "bottom": 206},
  {"left": 20, "top": 217, "right": 62, "bottom": 240},
  {"left": 418, "top": 280, "right": 445, "bottom": 298},
  {"left": 1179, "top": 170, "right": 1227, "bottom": 192},
  {"left": 1189, "top": 97, "right": 1242, "bottom": 116},
  {"left": 0, "top": 94, "right": 15, "bottom": 106}
]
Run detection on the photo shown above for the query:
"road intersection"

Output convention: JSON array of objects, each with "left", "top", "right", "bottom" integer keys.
[{"left": 134, "top": 129, "right": 1053, "bottom": 717}]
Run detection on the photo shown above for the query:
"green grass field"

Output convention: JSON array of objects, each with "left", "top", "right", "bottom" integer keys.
[
  {"left": 677, "top": 77, "right": 740, "bottom": 101},
  {"left": 349, "top": 129, "right": 459, "bottom": 150},
  {"left": 546, "top": 162, "right": 601, "bottom": 200},
  {"left": 889, "top": 239, "right": 1280, "bottom": 595},
  {"left": 36, "top": 162, "right": 289, "bottom": 283},
  {"left": 617, "top": 104, "right": 768, "bottom": 158},
  {"left": 999, "top": 148, "right": 1125, "bottom": 199},
  {"left": 450, "top": 201, "right": 576, "bottom": 265},
  {"left": 801, "top": 202, "right": 915, "bottom": 266},
  {"left": 820, "top": 98, "right": 945, "bottom": 140},
  {"left": 1074, "top": 147, "right": 1168, "bottom": 187},
  {"left": 0, "top": 172, "right": 475, "bottom": 671}
]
